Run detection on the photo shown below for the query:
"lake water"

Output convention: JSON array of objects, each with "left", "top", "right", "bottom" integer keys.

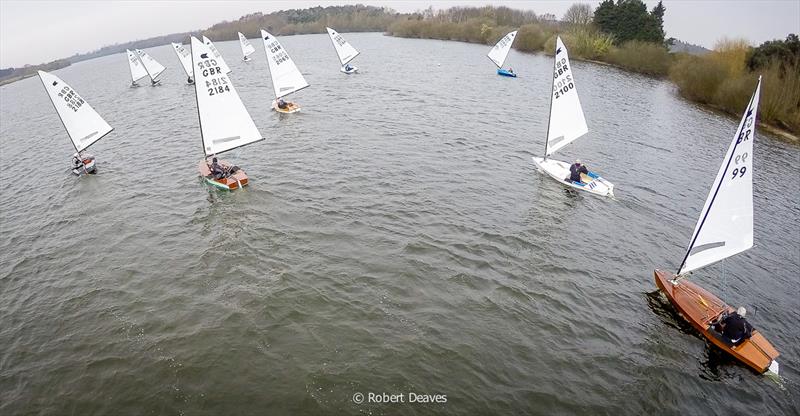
[{"left": 0, "top": 32, "right": 798, "bottom": 415}]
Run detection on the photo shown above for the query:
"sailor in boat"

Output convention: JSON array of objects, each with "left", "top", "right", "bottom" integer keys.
[
  {"left": 344, "top": 63, "right": 353, "bottom": 72},
  {"left": 713, "top": 307, "right": 754, "bottom": 346},
  {"left": 509, "top": 67, "right": 514, "bottom": 74},
  {"left": 566, "top": 159, "right": 588, "bottom": 184},
  {"left": 72, "top": 152, "right": 96, "bottom": 174},
  {"left": 209, "top": 157, "right": 227, "bottom": 179},
  {"left": 187, "top": 77, "right": 194, "bottom": 84},
  {"left": 277, "top": 98, "right": 288, "bottom": 110}
]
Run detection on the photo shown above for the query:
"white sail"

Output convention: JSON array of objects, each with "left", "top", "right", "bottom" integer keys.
[
  {"left": 325, "top": 27, "right": 359, "bottom": 65},
  {"left": 678, "top": 78, "right": 761, "bottom": 275},
  {"left": 135, "top": 49, "right": 166, "bottom": 81},
  {"left": 171, "top": 42, "right": 193, "bottom": 79},
  {"left": 190, "top": 37, "right": 262, "bottom": 156},
  {"left": 238, "top": 32, "right": 256, "bottom": 59},
  {"left": 202, "top": 35, "right": 232, "bottom": 74},
  {"left": 126, "top": 49, "right": 148, "bottom": 84},
  {"left": 37, "top": 70, "right": 113, "bottom": 153},
  {"left": 545, "top": 36, "right": 588, "bottom": 157},
  {"left": 260, "top": 30, "right": 309, "bottom": 99},
  {"left": 487, "top": 30, "right": 517, "bottom": 68}
]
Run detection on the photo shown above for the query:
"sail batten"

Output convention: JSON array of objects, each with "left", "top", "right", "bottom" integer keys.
[
  {"left": 487, "top": 30, "right": 517, "bottom": 68},
  {"left": 190, "top": 37, "right": 262, "bottom": 156},
  {"left": 545, "top": 36, "right": 588, "bottom": 157},
  {"left": 202, "top": 36, "right": 232, "bottom": 74},
  {"left": 126, "top": 49, "right": 148, "bottom": 83},
  {"left": 38, "top": 70, "right": 113, "bottom": 153},
  {"left": 171, "top": 42, "right": 193, "bottom": 78},
  {"left": 261, "top": 29, "right": 309, "bottom": 99},
  {"left": 677, "top": 78, "right": 761, "bottom": 276},
  {"left": 326, "top": 27, "right": 359, "bottom": 65},
  {"left": 238, "top": 32, "right": 256, "bottom": 59}
]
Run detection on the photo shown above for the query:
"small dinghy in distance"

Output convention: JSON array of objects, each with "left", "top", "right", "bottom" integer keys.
[
  {"left": 655, "top": 77, "right": 779, "bottom": 375},
  {"left": 190, "top": 36, "right": 264, "bottom": 190},
  {"left": 531, "top": 36, "right": 614, "bottom": 197},
  {"left": 488, "top": 30, "right": 518, "bottom": 77},
  {"left": 134, "top": 49, "right": 166, "bottom": 85},
  {"left": 326, "top": 27, "right": 359, "bottom": 74},
  {"left": 37, "top": 70, "right": 114, "bottom": 175},
  {"left": 261, "top": 29, "right": 309, "bottom": 114},
  {"left": 171, "top": 42, "right": 194, "bottom": 84},
  {"left": 238, "top": 32, "right": 256, "bottom": 62},
  {"left": 126, "top": 49, "right": 148, "bottom": 87},
  {"left": 202, "top": 35, "right": 232, "bottom": 74}
]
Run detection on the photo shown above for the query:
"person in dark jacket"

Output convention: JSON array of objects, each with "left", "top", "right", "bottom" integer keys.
[
  {"left": 568, "top": 159, "right": 588, "bottom": 183},
  {"left": 719, "top": 307, "right": 753, "bottom": 345},
  {"left": 277, "top": 98, "right": 288, "bottom": 109},
  {"left": 209, "top": 157, "right": 225, "bottom": 179}
]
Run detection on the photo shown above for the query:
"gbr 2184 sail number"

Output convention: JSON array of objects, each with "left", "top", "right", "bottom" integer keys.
[{"left": 197, "top": 59, "right": 229, "bottom": 96}]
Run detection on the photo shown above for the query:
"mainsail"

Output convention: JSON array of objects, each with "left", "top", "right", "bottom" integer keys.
[
  {"left": 38, "top": 70, "right": 113, "bottom": 153},
  {"left": 126, "top": 49, "right": 148, "bottom": 84},
  {"left": 171, "top": 42, "right": 193, "bottom": 79},
  {"left": 135, "top": 49, "right": 166, "bottom": 82},
  {"left": 260, "top": 30, "right": 309, "bottom": 99},
  {"left": 202, "top": 35, "right": 232, "bottom": 74},
  {"left": 487, "top": 30, "right": 518, "bottom": 68},
  {"left": 238, "top": 32, "right": 256, "bottom": 60},
  {"left": 545, "top": 36, "right": 588, "bottom": 157},
  {"left": 325, "top": 27, "right": 359, "bottom": 65},
  {"left": 190, "top": 37, "right": 262, "bottom": 156},
  {"left": 677, "top": 78, "right": 761, "bottom": 276}
]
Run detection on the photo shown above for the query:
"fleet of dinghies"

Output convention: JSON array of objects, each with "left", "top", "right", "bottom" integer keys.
[{"left": 34, "top": 29, "right": 784, "bottom": 377}]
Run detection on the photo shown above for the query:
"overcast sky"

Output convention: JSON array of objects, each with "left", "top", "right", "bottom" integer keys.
[{"left": 1, "top": 0, "right": 798, "bottom": 68}]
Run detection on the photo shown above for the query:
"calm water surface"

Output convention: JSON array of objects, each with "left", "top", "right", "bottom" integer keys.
[{"left": 1, "top": 33, "right": 798, "bottom": 415}]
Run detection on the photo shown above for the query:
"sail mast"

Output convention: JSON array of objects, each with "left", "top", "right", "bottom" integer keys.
[
  {"left": 135, "top": 49, "right": 155, "bottom": 84},
  {"left": 543, "top": 39, "right": 558, "bottom": 160}
]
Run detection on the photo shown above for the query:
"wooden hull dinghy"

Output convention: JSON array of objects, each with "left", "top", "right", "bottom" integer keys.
[
  {"left": 198, "top": 160, "right": 248, "bottom": 191},
  {"left": 654, "top": 270, "right": 779, "bottom": 374},
  {"left": 532, "top": 157, "right": 614, "bottom": 197},
  {"left": 72, "top": 154, "right": 97, "bottom": 175},
  {"left": 272, "top": 100, "right": 301, "bottom": 114}
]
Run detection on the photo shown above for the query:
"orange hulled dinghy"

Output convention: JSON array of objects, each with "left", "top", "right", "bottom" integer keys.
[
  {"left": 190, "top": 36, "right": 264, "bottom": 191},
  {"left": 655, "top": 77, "right": 779, "bottom": 375},
  {"left": 260, "top": 29, "right": 309, "bottom": 114}
]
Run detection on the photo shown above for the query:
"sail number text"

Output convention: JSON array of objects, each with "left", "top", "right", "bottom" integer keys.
[
  {"left": 197, "top": 59, "right": 229, "bottom": 96},
  {"left": 728, "top": 111, "right": 754, "bottom": 180},
  {"left": 266, "top": 41, "right": 290, "bottom": 65},
  {"left": 333, "top": 34, "right": 346, "bottom": 47},
  {"left": 553, "top": 57, "right": 574, "bottom": 99},
  {"left": 57, "top": 86, "right": 84, "bottom": 112}
]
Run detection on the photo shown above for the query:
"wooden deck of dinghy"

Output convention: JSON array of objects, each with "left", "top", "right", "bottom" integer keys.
[
  {"left": 197, "top": 160, "right": 249, "bottom": 190},
  {"left": 272, "top": 101, "right": 300, "bottom": 114},
  {"left": 654, "top": 269, "right": 779, "bottom": 373}
]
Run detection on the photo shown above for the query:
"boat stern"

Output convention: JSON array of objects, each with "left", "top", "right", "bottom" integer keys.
[{"left": 198, "top": 159, "right": 249, "bottom": 190}]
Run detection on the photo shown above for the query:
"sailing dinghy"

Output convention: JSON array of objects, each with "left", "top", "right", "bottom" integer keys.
[
  {"left": 654, "top": 77, "right": 779, "bottom": 375},
  {"left": 190, "top": 36, "right": 264, "bottom": 190},
  {"left": 37, "top": 70, "right": 113, "bottom": 175},
  {"left": 135, "top": 49, "right": 166, "bottom": 85},
  {"left": 261, "top": 29, "right": 309, "bottom": 114},
  {"left": 238, "top": 32, "right": 256, "bottom": 62},
  {"left": 326, "top": 27, "right": 359, "bottom": 74},
  {"left": 126, "top": 49, "right": 148, "bottom": 87},
  {"left": 488, "top": 30, "right": 518, "bottom": 77},
  {"left": 171, "top": 42, "right": 194, "bottom": 84},
  {"left": 202, "top": 35, "right": 232, "bottom": 74},
  {"left": 531, "top": 36, "right": 614, "bottom": 197}
]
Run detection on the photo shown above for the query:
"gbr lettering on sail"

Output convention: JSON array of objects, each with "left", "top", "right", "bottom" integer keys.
[
  {"left": 197, "top": 54, "right": 229, "bottom": 96},
  {"left": 553, "top": 56, "right": 574, "bottom": 100}
]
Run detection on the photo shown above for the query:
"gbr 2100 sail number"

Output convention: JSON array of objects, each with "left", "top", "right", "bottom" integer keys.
[{"left": 197, "top": 59, "right": 230, "bottom": 96}]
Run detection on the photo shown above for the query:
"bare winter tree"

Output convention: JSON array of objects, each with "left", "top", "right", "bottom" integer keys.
[{"left": 562, "top": 3, "right": 593, "bottom": 25}]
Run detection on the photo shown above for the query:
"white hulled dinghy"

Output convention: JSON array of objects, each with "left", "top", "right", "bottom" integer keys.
[
  {"left": 135, "top": 49, "right": 166, "bottom": 85},
  {"left": 326, "top": 27, "right": 359, "bottom": 74},
  {"left": 37, "top": 70, "right": 113, "bottom": 175},
  {"left": 238, "top": 32, "right": 256, "bottom": 62},
  {"left": 190, "top": 37, "right": 264, "bottom": 190},
  {"left": 488, "top": 30, "right": 518, "bottom": 77},
  {"left": 531, "top": 36, "right": 614, "bottom": 197},
  {"left": 171, "top": 42, "right": 194, "bottom": 84},
  {"left": 126, "top": 49, "right": 148, "bottom": 87},
  {"left": 202, "top": 35, "right": 232, "bottom": 74},
  {"left": 654, "top": 77, "right": 779, "bottom": 375},
  {"left": 261, "top": 29, "right": 309, "bottom": 114}
]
